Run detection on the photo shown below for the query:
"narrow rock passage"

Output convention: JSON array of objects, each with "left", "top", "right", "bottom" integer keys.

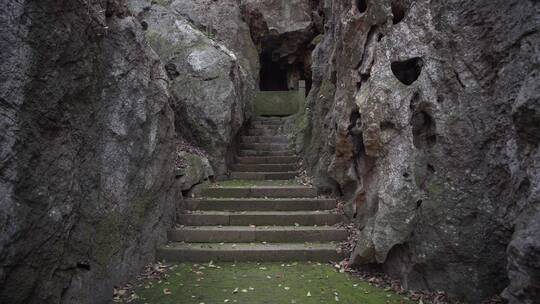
[{"left": 158, "top": 116, "right": 347, "bottom": 262}]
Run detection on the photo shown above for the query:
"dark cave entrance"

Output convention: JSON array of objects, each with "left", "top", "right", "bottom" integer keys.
[
  {"left": 258, "top": 51, "right": 312, "bottom": 94},
  {"left": 259, "top": 52, "right": 288, "bottom": 91}
]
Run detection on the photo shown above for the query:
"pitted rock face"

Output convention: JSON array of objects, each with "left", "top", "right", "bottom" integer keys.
[{"left": 302, "top": 0, "right": 540, "bottom": 302}]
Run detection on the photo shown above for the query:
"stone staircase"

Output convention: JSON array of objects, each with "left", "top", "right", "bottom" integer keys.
[{"left": 157, "top": 116, "right": 347, "bottom": 262}]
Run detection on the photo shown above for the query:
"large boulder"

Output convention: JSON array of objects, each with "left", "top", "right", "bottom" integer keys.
[
  {"left": 131, "top": 0, "right": 258, "bottom": 176},
  {"left": 0, "top": 1, "right": 177, "bottom": 303},
  {"left": 303, "top": 0, "right": 540, "bottom": 302}
]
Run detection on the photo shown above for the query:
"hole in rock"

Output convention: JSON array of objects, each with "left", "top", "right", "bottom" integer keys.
[
  {"left": 165, "top": 63, "right": 180, "bottom": 80},
  {"left": 141, "top": 21, "right": 148, "bottom": 31},
  {"left": 76, "top": 262, "right": 90, "bottom": 271},
  {"left": 416, "top": 200, "right": 423, "bottom": 209},
  {"left": 391, "top": 1, "right": 406, "bottom": 24},
  {"left": 403, "top": 172, "right": 410, "bottom": 178},
  {"left": 412, "top": 110, "right": 436, "bottom": 149},
  {"left": 356, "top": 0, "right": 367, "bottom": 13},
  {"left": 391, "top": 57, "right": 423, "bottom": 85},
  {"left": 380, "top": 121, "right": 395, "bottom": 130}
]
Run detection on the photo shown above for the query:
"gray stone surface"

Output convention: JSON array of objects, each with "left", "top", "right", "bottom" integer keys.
[
  {"left": 0, "top": 1, "right": 177, "bottom": 303},
  {"left": 503, "top": 207, "right": 540, "bottom": 304},
  {"left": 302, "top": 0, "right": 540, "bottom": 302},
  {"left": 176, "top": 151, "right": 214, "bottom": 191},
  {"left": 132, "top": 0, "right": 258, "bottom": 176}
]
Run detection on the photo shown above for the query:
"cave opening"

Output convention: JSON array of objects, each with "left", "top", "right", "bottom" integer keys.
[
  {"left": 259, "top": 51, "right": 312, "bottom": 94},
  {"left": 259, "top": 52, "right": 289, "bottom": 91}
]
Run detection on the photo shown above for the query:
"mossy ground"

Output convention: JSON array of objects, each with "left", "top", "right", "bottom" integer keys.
[
  {"left": 211, "top": 180, "right": 301, "bottom": 187},
  {"left": 124, "top": 262, "right": 413, "bottom": 304}
]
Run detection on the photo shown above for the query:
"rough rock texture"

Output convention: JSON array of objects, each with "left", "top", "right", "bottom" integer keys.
[
  {"left": 0, "top": 1, "right": 177, "bottom": 303},
  {"left": 176, "top": 151, "right": 214, "bottom": 193},
  {"left": 241, "top": 0, "right": 321, "bottom": 90},
  {"left": 503, "top": 207, "right": 540, "bottom": 304},
  {"left": 303, "top": 0, "right": 540, "bottom": 302},
  {"left": 130, "top": 0, "right": 258, "bottom": 176}
]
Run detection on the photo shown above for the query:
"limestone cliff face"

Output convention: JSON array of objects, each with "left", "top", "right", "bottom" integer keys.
[
  {"left": 130, "top": 0, "right": 259, "bottom": 177},
  {"left": 303, "top": 0, "right": 539, "bottom": 302},
  {"left": 0, "top": 1, "right": 178, "bottom": 303}
]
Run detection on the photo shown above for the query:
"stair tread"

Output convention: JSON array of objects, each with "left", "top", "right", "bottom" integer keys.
[
  {"left": 173, "top": 226, "right": 346, "bottom": 231},
  {"left": 185, "top": 198, "right": 333, "bottom": 202},
  {"left": 207, "top": 185, "right": 314, "bottom": 189},
  {"left": 183, "top": 210, "right": 338, "bottom": 215},
  {"left": 161, "top": 242, "right": 340, "bottom": 250}
]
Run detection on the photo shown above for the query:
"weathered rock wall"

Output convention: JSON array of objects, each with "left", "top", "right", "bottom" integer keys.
[
  {"left": 303, "top": 0, "right": 539, "bottom": 302},
  {"left": 0, "top": 1, "right": 177, "bottom": 303},
  {"left": 130, "top": 0, "right": 259, "bottom": 177}
]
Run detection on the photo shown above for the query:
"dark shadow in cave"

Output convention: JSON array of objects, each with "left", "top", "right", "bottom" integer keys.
[{"left": 259, "top": 52, "right": 289, "bottom": 91}]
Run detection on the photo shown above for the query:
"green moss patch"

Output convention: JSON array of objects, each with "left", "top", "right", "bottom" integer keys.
[{"left": 123, "top": 262, "right": 412, "bottom": 304}]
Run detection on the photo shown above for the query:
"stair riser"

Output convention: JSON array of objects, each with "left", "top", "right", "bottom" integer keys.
[
  {"left": 231, "top": 164, "right": 297, "bottom": 172},
  {"left": 251, "top": 121, "right": 284, "bottom": 126},
  {"left": 229, "top": 172, "right": 296, "bottom": 180},
  {"left": 240, "top": 143, "right": 290, "bottom": 151},
  {"left": 251, "top": 124, "right": 283, "bottom": 130},
  {"left": 201, "top": 187, "right": 317, "bottom": 198},
  {"left": 168, "top": 229, "right": 347, "bottom": 243},
  {"left": 157, "top": 248, "right": 343, "bottom": 262},
  {"left": 235, "top": 156, "right": 298, "bottom": 164},
  {"left": 241, "top": 136, "right": 288, "bottom": 144},
  {"left": 177, "top": 214, "right": 343, "bottom": 226},
  {"left": 238, "top": 150, "right": 295, "bottom": 157},
  {"left": 185, "top": 199, "right": 336, "bottom": 211},
  {"left": 247, "top": 129, "right": 285, "bottom": 136}
]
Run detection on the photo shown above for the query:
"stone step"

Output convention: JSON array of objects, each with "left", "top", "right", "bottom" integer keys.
[
  {"left": 241, "top": 136, "right": 289, "bottom": 144},
  {"left": 229, "top": 171, "right": 297, "bottom": 180},
  {"left": 201, "top": 186, "right": 317, "bottom": 198},
  {"left": 235, "top": 156, "right": 298, "bottom": 164},
  {"left": 251, "top": 123, "right": 282, "bottom": 129},
  {"left": 251, "top": 120, "right": 284, "bottom": 125},
  {"left": 184, "top": 198, "right": 336, "bottom": 211},
  {"left": 177, "top": 211, "right": 343, "bottom": 226},
  {"left": 240, "top": 143, "right": 290, "bottom": 151},
  {"left": 247, "top": 129, "right": 285, "bottom": 136},
  {"left": 238, "top": 149, "right": 295, "bottom": 157},
  {"left": 231, "top": 163, "right": 297, "bottom": 172},
  {"left": 254, "top": 116, "right": 286, "bottom": 121},
  {"left": 168, "top": 226, "right": 348, "bottom": 243},
  {"left": 157, "top": 242, "right": 344, "bottom": 262}
]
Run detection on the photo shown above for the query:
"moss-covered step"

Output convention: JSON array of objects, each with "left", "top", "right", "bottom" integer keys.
[
  {"left": 201, "top": 186, "right": 317, "bottom": 198},
  {"left": 235, "top": 155, "right": 299, "bottom": 164},
  {"left": 157, "top": 243, "right": 343, "bottom": 262},
  {"left": 231, "top": 163, "right": 297, "bottom": 172},
  {"left": 168, "top": 226, "right": 348, "bottom": 243},
  {"left": 177, "top": 211, "right": 343, "bottom": 226},
  {"left": 241, "top": 135, "right": 289, "bottom": 144},
  {"left": 122, "top": 262, "right": 412, "bottom": 304},
  {"left": 184, "top": 198, "right": 336, "bottom": 211},
  {"left": 238, "top": 149, "right": 295, "bottom": 157}
]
